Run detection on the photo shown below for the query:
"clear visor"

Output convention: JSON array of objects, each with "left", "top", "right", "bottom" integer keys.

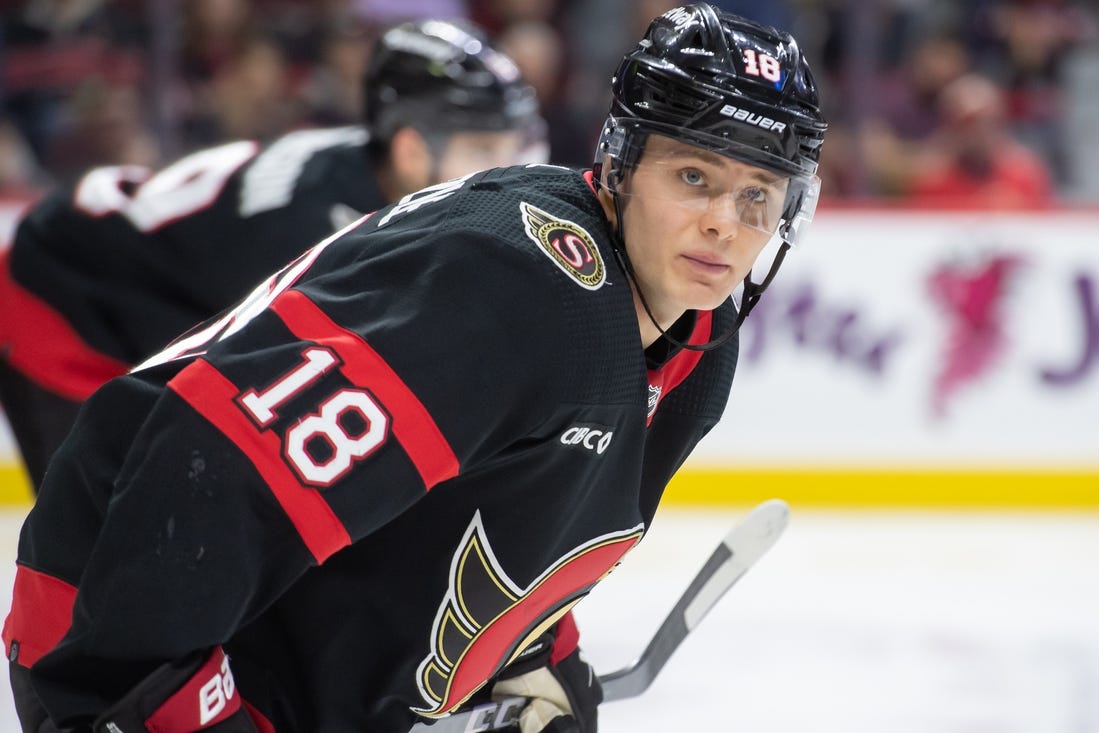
[{"left": 610, "top": 136, "right": 821, "bottom": 249}]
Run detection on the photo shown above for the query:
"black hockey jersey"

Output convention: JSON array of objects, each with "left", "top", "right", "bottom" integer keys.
[
  {"left": 4, "top": 165, "right": 739, "bottom": 732},
  {"left": 0, "top": 126, "right": 383, "bottom": 399}
]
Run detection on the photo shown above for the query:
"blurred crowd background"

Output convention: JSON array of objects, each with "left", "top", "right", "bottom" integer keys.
[{"left": 1, "top": 0, "right": 1098, "bottom": 207}]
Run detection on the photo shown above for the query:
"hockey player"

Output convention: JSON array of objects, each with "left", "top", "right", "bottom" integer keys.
[
  {"left": 4, "top": 4, "right": 827, "bottom": 733},
  {"left": 0, "top": 18, "right": 545, "bottom": 492}
]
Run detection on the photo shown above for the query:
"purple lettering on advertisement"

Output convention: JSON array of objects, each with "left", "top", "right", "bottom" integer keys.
[
  {"left": 740, "top": 282, "right": 905, "bottom": 374},
  {"left": 1040, "top": 273, "right": 1098, "bottom": 387}
]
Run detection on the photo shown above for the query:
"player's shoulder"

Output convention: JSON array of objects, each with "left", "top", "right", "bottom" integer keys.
[
  {"left": 368, "top": 164, "right": 613, "bottom": 288},
  {"left": 321, "top": 164, "right": 618, "bottom": 301},
  {"left": 240, "top": 126, "right": 377, "bottom": 215},
  {"left": 465, "top": 164, "right": 603, "bottom": 228},
  {"left": 249, "top": 126, "right": 368, "bottom": 168},
  {"left": 304, "top": 164, "right": 634, "bottom": 366}
]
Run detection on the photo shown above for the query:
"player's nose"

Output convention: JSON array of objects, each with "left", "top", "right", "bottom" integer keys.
[{"left": 698, "top": 194, "right": 742, "bottom": 240}]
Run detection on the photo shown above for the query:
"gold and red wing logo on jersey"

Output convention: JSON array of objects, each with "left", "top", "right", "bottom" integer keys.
[
  {"left": 412, "top": 511, "right": 642, "bottom": 717},
  {"left": 521, "top": 202, "right": 606, "bottom": 290}
]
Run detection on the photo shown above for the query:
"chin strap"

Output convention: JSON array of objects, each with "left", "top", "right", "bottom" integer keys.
[{"left": 602, "top": 172, "right": 789, "bottom": 353}]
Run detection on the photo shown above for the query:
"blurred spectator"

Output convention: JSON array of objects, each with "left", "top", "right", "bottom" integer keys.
[
  {"left": 208, "top": 36, "right": 299, "bottom": 141},
  {"left": 0, "top": 0, "right": 146, "bottom": 171},
  {"left": 495, "top": 19, "right": 592, "bottom": 165},
  {"left": 0, "top": 120, "right": 50, "bottom": 193},
  {"left": 179, "top": 0, "right": 267, "bottom": 145},
  {"left": 352, "top": 0, "right": 468, "bottom": 25},
  {"left": 469, "top": 0, "right": 557, "bottom": 35},
  {"left": 909, "top": 73, "right": 1054, "bottom": 207},
  {"left": 43, "top": 79, "right": 158, "bottom": 183},
  {"left": 877, "top": 34, "right": 971, "bottom": 143},
  {"left": 0, "top": 0, "right": 1097, "bottom": 205},
  {"left": 861, "top": 34, "right": 971, "bottom": 195},
  {"left": 709, "top": 0, "right": 792, "bottom": 31},
  {"left": 970, "top": 0, "right": 1099, "bottom": 185},
  {"left": 180, "top": 0, "right": 257, "bottom": 83},
  {"left": 300, "top": 17, "right": 374, "bottom": 127}
]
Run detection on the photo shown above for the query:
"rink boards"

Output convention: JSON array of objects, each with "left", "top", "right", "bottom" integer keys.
[{"left": 2, "top": 203, "right": 1097, "bottom": 507}]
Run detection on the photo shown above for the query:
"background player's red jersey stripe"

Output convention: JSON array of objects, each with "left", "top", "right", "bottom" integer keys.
[
  {"left": 270, "top": 289, "right": 460, "bottom": 490},
  {"left": 169, "top": 359, "right": 351, "bottom": 563},
  {"left": 0, "top": 251, "right": 129, "bottom": 400}
]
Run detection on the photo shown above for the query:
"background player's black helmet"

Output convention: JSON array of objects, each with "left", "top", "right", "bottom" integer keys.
[
  {"left": 363, "top": 19, "right": 542, "bottom": 146},
  {"left": 595, "top": 3, "right": 828, "bottom": 247}
]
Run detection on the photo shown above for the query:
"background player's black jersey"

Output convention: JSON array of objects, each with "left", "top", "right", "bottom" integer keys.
[
  {"left": 4, "top": 164, "right": 739, "bottom": 733},
  {"left": 2, "top": 126, "right": 383, "bottom": 397}
]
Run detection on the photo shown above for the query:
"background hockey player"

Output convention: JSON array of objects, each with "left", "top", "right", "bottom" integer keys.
[
  {"left": 0, "top": 18, "right": 546, "bottom": 492},
  {"left": 4, "top": 4, "right": 827, "bottom": 733}
]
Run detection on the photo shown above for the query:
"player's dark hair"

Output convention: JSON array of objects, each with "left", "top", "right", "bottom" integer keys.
[{"left": 594, "top": 3, "right": 828, "bottom": 351}]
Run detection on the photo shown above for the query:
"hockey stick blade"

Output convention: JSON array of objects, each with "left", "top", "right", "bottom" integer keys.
[
  {"left": 598, "top": 497, "right": 789, "bottom": 701},
  {"left": 409, "top": 499, "right": 790, "bottom": 733}
]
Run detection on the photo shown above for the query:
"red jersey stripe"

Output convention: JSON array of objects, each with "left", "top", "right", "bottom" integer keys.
[
  {"left": 0, "top": 250, "right": 130, "bottom": 400},
  {"left": 646, "top": 310, "right": 713, "bottom": 424},
  {"left": 270, "top": 289, "right": 460, "bottom": 490},
  {"left": 169, "top": 359, "right": 351, "bottom": 563},
  {"left": 549, "top": 610, "right": 580, "bottom": 666},
  {"left": 661, "top": 310, "right": 713, "bottom": 395},
  {"left": 2, "top": 564, "right": 78, "bottom": 667}
]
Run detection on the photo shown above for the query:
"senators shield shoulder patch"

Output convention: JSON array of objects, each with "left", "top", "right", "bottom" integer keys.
[{"left": 520, "top": 202, "right": 606, "bottom": 290}]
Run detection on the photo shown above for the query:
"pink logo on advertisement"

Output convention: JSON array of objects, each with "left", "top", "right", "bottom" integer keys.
[{"left": 927, "top": 254, "right": 1024, "bottom": 417}]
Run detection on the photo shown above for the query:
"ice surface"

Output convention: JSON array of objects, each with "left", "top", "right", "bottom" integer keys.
[{"left": 0, "top": 506, "right": 1095, "bottom": 732}]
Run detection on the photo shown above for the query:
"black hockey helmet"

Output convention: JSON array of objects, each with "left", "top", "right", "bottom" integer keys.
[
  {"left": 594, "top": 3, "right": 829, "bottom": 350},
  {"left": 363, "top": 19, "right": 543, "bottom": 149},
  {"left": 596, "top": 2, "right": 827, "bottom": 247}
]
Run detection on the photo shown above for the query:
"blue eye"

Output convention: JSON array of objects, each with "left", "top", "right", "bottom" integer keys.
[
  {"left": 679, "top": 169, "right": 705, "bottom": 186},
  {"left": 739, "top": 186, "right": 767, "bottom": 204}
]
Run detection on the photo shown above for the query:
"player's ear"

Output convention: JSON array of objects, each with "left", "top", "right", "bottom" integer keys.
[
  {"left": 594, "top": 181, "right": 618, "bottom": 230},
  {"left": 388, "top": 126, "right": 433, "bottom": 195}
]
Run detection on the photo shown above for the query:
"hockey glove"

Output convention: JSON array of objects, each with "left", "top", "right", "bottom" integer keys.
[
  {"left": 490, "top": 620, "right": 602, "bottom": 733},
  {"left": 92, "top": 646, "right": 265, "bottom": 733}
]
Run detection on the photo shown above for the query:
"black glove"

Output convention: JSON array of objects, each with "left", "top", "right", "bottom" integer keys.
[
  {"left": 490, "top": 628, "right": 602, "bottom": 733},
  {"left": 93, "top": 646, "right": 263, "bottom": 733}
]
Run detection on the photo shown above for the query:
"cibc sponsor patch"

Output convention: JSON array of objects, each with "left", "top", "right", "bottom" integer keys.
[
  {"left": 520, "top": 202, "right": 605, "bottom": 290},
  {"left": 559, "top": 424, "right": 614, "bottom": 455}
]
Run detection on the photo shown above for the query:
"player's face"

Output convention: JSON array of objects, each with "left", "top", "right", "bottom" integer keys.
[
  {"left": 433, "top": 129, "right": 532, "bottom": 183},
  {"left": 619, "top": 135, "right": 789, "bottom": 324}
]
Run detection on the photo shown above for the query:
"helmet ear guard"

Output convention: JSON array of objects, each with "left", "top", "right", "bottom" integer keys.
[
  {"left": 779, "top": 175, "right": 821, "bottom": 248},
  {"left": 592, "top": 122, "right": 639, "bottom": 194}
]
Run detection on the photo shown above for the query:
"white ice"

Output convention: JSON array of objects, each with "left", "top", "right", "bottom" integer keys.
[{"left": 0, "top": 505, "right": 1096, "bottom": 732}]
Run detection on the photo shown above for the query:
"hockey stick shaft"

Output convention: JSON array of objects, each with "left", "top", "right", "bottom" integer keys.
[{"left": 409, "top": 499, "right": 790, "bottom": 733}]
